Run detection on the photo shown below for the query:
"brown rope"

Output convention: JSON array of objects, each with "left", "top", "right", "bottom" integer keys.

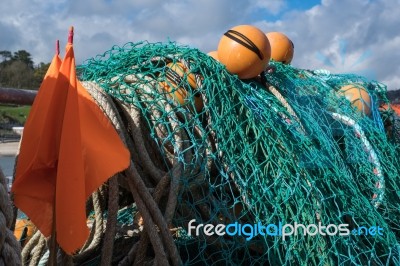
[
  {"left": 28, "top": 234, "right": 46, "bottom": 266},
  {"left": 109, "top": 80, "right": 183, "bottom": 265},
  {"left": 0, "top": 167, "right": 21, "bottom": 266},
  {"left": 103, "top": 73, "right": 188, "bottom": 264},
  {"left": 0, "top": 230, "right": 22, "bottom": 266},
  {"left": 73, "top": 189, "right": 104, "bottom": 263},
  {"left": 118, "top": 166, "right": 173, "bottom": 266},
  {"left": 115, "top": 102, "right": 171, "bottom": 265},
  {"left": 126, "top": 173, "right": 169, "bottom": 266},
  {"left": 84, "top": 81, "right": 171, "bottom": 265},
  {"left": 125, "top": 161, "right": 181, "bottom": 266},
  {"left": 101, "top": 176, "right": 119, "bottom": 266},
  {"left": 21, "top": 230, "right": 41, "bottom": 265},
  {"left": 129, "top": 104, "right": 184, "bottom": 225}
]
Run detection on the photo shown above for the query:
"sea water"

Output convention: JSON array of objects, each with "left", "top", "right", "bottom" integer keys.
[
  {"left": 0, "top": 155, "right": 16, "bottom": 176},
  {"left": 0, "top": 155, "right": 16, "bottom": 192},
  {"left": 0, "top": 154, "right": 27, "bottom": 218}
]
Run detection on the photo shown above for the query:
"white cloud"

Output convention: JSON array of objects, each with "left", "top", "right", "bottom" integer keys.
[
  {"left": 252, "top": 0, "right": 287, "bottom": 15},
  {"left": 0, "top": 0, "right": 399, "bottom": 90},
  {"left": 256, "top": 0, "right": 400, "bottom": 90}
]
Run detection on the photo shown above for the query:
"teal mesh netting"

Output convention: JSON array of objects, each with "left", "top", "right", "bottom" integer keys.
[{"left": 78, "top": 40, "right": 400, "bottom": 265}]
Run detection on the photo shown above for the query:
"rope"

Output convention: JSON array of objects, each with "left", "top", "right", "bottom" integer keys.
[
  {"left": 330, "top": 112, "right": 385, "bottom": 207},
  {"left": 73, "top": 189, "right": 104, "bottom": 263},
  {"left": 84, "top": 80, "right": 183, "bottom": 265},
  {"left": 0, "top": 167, "right": 21, "bottom": 266},
  {"left": 21, "top": 230, "right": 41, "bottom": 265},
  {"left": 263, "top": 81, "right": 306, "bottom": 134},
  {"left": 28, "top": 234, "right": 46, "bottom": 266},
  {"left": 101, "top": 176, "right": 119, "bottom": 266}
]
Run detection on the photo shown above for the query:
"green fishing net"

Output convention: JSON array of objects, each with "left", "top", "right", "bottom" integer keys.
[{"left": 78, "top": 40, "right": 400, "bottom": 265}]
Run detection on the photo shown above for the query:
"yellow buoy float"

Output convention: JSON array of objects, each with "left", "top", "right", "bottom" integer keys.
[
  {"left": 265, "top": 31, "right": 294, "bottom": 64},
  {"left": 159, "top": 62, "right": 203, "bottom": 112},
  {"left": 338, "top": 84, "right": 371, "bottom": 115},
  {"left": 217, "top": 25, "right": 271, "bottom": 79},
  {"left": 14, "top": 218, "right": 35, "bottom": 247},
  {"left": 207, "top": 50, "right": 219, "bottom": 61}
]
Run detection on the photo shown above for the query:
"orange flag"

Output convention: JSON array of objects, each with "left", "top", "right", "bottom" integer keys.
[
  {"left": 381, "top": 104, "right": 400, "bottom": 116},
  {"left": 391, "top": 104, "right": 400, "bottom": 116},
  {"left": 12, "top": 28, "right": 130, "bottom": 254}
]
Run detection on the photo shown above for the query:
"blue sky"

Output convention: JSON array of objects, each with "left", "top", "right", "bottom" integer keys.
[
  {"left": 0, "top": 0, "right": 399, "bottom": 90},
  {"left": 251, "top": 0, "right": 322, "bottom": 20},
  {"left": 287, "top": 0, "right": 323, "bottom": 10}
]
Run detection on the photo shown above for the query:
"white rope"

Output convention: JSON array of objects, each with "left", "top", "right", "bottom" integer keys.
[{"left": 330, "top": 112, "right": 384, "bottom": 208}]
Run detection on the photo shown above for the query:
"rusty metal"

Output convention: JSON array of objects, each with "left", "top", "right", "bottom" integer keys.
[{"left": 0, "top": 87, "right": 37, "bottom": 105}]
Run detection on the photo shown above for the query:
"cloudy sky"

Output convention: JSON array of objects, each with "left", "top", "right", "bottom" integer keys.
[{"left": 0, "top": 0, "right": 399, "bottom": 90}]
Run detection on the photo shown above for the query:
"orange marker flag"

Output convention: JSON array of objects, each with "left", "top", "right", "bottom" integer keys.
[
  {"left": 391, "top": 104, "right": 400, "bottom": 116},
  {"left": 12, "top": 41, "right": 62, "bottom": 232},
  {"left": 381, "top": 104, "right": 400, "bottom": 116},
  {"left": 12, "top": 27, "right": 130, "bottom": 254}
]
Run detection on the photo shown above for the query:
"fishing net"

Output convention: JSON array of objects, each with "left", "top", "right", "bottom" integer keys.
[
  {"left": 17, "top": 40, "right": 400, "bottom": 265},
  {"left": 74, "top": 40, "right": 400, "bottom": 265}
]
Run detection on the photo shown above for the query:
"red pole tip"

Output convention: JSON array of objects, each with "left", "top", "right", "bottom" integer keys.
[
  {"left": 56, "top": 40, "right": 60, "bottom": 55},
  {"left": 68, "top": 26, "right": 74, "bottom": 44}
]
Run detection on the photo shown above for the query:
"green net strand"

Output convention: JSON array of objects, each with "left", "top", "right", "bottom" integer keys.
[
  {"left": 78, "top": 41, "right": 400, "bottom": 265},
  {"left": 264, "top": 62, "right": 400, "bottom": 240}
]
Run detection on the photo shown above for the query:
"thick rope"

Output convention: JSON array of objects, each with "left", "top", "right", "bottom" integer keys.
[
  {"left": 101, "top": 176, "right": 119, "bottom": 266},
  {"left": 118, "top": 167, "right": 173, "bottom": 266},
  {"left": 73, "top": 189, "right": 104, "bottom": 263},
  {"left": 129, "top": 104, "right": 183, "bottom": 225},
  {"left": 264, "top": 82, "right": 306, "bottom": 134},
  {"left": 84, "top": 81, "right": 170, "bottom": 264},
  {"left": 120, "top": 70, "right": 220, "bottom": 262},
  {"left": 0, "top": 229, "right": 21, "bottom": 266},
  {"left": 84, "top": 80, "right": 186, "bottom": 265},
  {"left": 85, "top": 79, "right": 187, "bottom": 265},
  {"left": 21, "top": 230, "right": 41, "bottom": 265},
  {"left": 28, "top": 234, "right": 46, "bottom": 266},
  {"left": 113, "top": 159, "right": 169, "bottom": 265},
  {"left": 330, "top": 112, "right": 385, "bottom": 207},
  {"left": 0, "top": 167, "right": 21, "bottom": 266}
]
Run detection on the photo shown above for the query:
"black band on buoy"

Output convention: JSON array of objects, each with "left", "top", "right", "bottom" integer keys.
[
  {"left": 224, "top": 30, "right": 264, "bottom": 60},
  {"left": 165, "top": 65, "right": 198, "bottom": 95},
  {"left": 165, "top": 66, "right": 182, "bottom": 85}
]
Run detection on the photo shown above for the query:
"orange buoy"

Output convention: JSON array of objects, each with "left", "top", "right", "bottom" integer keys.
[
  {"left": 217, "top": 25, "right": 271, "bottom": 79},
  {"left": 159, "top": 62, "right": 203, "bottom": 112},
  {"left": 338, "top": 84, "right": 371, "bottom": 115},
  {"left": 265, "top": 31, "right": 294, "bottom": 64},
  {"left": 207, "top": 50, "right": 219, "bottom": 61},
  {"left": 14, "top": 218, "right": 35, "bottom": 246}
]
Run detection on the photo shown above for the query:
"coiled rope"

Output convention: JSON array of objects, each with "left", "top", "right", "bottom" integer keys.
[{"left": 0, "top": 167, "right": 22, "bottom": 266}]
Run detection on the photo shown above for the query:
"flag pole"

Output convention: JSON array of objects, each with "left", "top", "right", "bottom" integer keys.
[
  {"left": 68, "top": 26, "right": 74, "bottom": 44},
  {"left": 48, "top": 203, "right": 58, "bottom": 265},
  {"left": 49, "top": 27, "right": 73, "bottom": 263},
  {"left": 56, "top": 39, "right": 60, "bottom": 56},
  {"left": 48, "top": 38, "right": 62, "bottom": 266}
]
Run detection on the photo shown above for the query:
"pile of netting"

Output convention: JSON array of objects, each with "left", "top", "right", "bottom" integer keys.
[{"left": 16, "top": 40, "right": 400, "bottom": 265}]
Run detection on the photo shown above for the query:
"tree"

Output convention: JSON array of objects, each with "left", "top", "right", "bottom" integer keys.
[
  {"left": 33, "top": 62, "right": 51, "bottom": 89},
  {"left": 0, "top": 49, "right": 48, "bottom": 89},
  {"left": 12, "top": 50, "right": 34, "bottom": 69},
  {"left": 1, "top": 61, "right": 34, "bottom": 89},
  {"left": 0, "top": 50, "right": 12, "bottom": 63}
]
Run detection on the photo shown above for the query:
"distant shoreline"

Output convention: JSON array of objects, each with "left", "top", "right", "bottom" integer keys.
[{"left": 0, "top": 140, "right": 20, "bottom": 157}]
